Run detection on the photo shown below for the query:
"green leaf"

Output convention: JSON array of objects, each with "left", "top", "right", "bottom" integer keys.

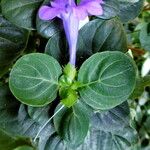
[
  {"left": 130, "top": 75, "right": 150, "bottom": 99},
  {"left": 36, "top": 0, "right": 62, "bottom": 38},
  {"left": 0, "top": 15, "right": 29, "bottom": 77},
  {"left": 0, "top": 83, "right": 55, "bottom": 149},
  {"left": 1, "top": 0, "right": 43, "bottom": 30},
  {"left": 0, "top": 129, "right": 34, "bottom": 150},
  {"left": 98, "top": 0, "right": 144, "bottom": 22},
  {"left": 60, "top": 88, "right": 78, "bottom": 108},
  {"left": 140, "top": 23, "right": 150, "bottom": 51},
  {"left": 9, "top": 53, "right": 62, "bottom": 107},
  {"left": 0, "top": 83, "right": 20, "bottom": 122},
  {"left": 118, "top": 0, "right": 144, "bottom": 22},
  {"left": 0, "top": 83, "right": 54, "bottom": 138},
  {"left": 76, "top": 102, "right": 137, "bottom": 150},
  {"left": 91, "top": 102, "right": 130, "bottom": 131},
  {"left": 53, "top": 103, "right": 89, "bottom": 148},
  {"left": 76, "top": 126, "right": 137, "bottom": 150},
  {"left": 130, "top": 77, "right": 145, "bottom": 99},
  {"left": 77, "top": 18, "right": 127, "bottom": 62},
  {"left": 37, "top": 102, "right": 137, "bottom": 150},
  {"left": 45, "top": 31, "right": 68, "bottom": 64},
  {"left": 99, "top": 0, "right": 119, "bottom": 19},
  {"left": 78, "top": 51, "right": 136, "bottom": 110},
  {"left": 27, "top": 105, "right": 50, "bottom": 124},
  {"left": 42, "top": 133, "right": 65, "bottom": 150}
]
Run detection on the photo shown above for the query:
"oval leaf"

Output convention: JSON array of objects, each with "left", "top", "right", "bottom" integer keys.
[
  {"left": 1, "top": 0, "right": 43, "bottom": 30},
  {"left": 54, "top": 103, "right": 89, "bottom": 148},
  {"left": 9, "top": 53, "right": 62, "bottom": 106},
  {"left": 78, "top": 51, "right": 136, "bottom": 110}
]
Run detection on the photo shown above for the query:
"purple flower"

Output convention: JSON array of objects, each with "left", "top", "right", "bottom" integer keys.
[{"left": 39, "top": 0, "right": 104, "bottom": 65}]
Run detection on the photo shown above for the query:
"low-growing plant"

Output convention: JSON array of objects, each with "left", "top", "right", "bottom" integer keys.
[{"left": 0, "top": 0, "right": 150, "bottom": 150}]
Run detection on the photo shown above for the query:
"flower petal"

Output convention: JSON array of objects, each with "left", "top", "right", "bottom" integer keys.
[
  {"left": 79, "top": 1, "right": 103, "bottom": 16},
  {"left": 61, "top": 8, "right": 79, "bottom": 65},
  {"left": 86, "top": 2, "right": 103, "bottom": 16},
  {"left": 38, "top": 6, "right": 61, "bottom": 20},
  {"left": 80, "top": 0, "right": 104, "bottom": 4},
  {"left": 51, "top": 0, "right": 76, "bottom": 8},
  {"left": 74, "top": 6, "right": 88, "bottom": 20}
]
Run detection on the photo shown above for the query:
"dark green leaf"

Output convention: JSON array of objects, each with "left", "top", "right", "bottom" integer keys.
[
  {"left": 38, "top": 103, "right": 137, "bottom": 150},
  {"left": 77, "top": 18, "right": 127, "bottom": 62},
  {"left": 42, "top": 133, "right": 65, "bottom": 150},
  {"left": 9, "top": 53, "right": 62, "bottom": 106},
  {"left": 0, "top": 83, "right": 20, "bottom": 122},
  {"left": 0, "top": 15, "right": 29, "bottom": 77},
  {"left": 76, "top": 102, "right": 137, "bottom": 150},
  {"left": 91, "top": 102, "right": 130, "bottom": 131},
  {"left": 78, "top": 51, "right": 136, "bottom": 110},
  {"left": 54, "top": 103, "right": 89, "bottom": 148},
  {"left": 140, "top": 23, "right": 150, "bottom": 51},
  {"left": 118, "top": 0, "right": 144, "bottom": 22},
  {"left": 76, "top": 126, "right": 137, "bottom": 150},
  {"left": 1, "top": 0, "right": 43, "bottom": 30},
  {"left": 45, "top": 18, "right": 127, "bottom": 64},
  {"left": 0, "top": 83, "right": 55, "bottom": 149},
  {"left": 99, "top": 0, "right": 119, "bottom": 19},
  {"left": 98, "top": 0, "right": 144, "bottom": 22},
  {"left": 45, "top": 32, "right": 68, "bottom": 64}
]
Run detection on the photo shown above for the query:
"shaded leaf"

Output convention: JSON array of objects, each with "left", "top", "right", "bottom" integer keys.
[
  {"left": 54, "top": 103, "right": 89, "bottom": 148},
  {"left": 0, "top": 15, "right": 29, "bottom": 77},
  {"left": 1, "top": 0, "right": 43, "bottom": 30}
]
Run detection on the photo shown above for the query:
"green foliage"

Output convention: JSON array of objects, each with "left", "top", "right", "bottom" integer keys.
[
  {"left": 1, "top": 0, "right": 43, "bottom": 30},
  {"left": 0, "top": 0, "right": 149, "bottom": 149},
  {"left": 9, "top": 53, "right": 62, "bottom": 106},
  {"left": 78, "top": 51, "right": 136, "bottom": 110},
  {"left": 0, "top": 15, "right": 29, "bottom": 77},
  {"left": 140, "top": 23, "right": 150, "bottom": 51},
  {"left": 54, "top": 103, "right": 89, "bottom": 148},
  {"left": 98, "top": 0, "right": 143, "bottom": 22}
]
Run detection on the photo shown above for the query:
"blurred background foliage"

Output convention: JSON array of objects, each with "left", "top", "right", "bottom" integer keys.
[{"left": 128, "top": 0, "right": 150, "bottom": 149}]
